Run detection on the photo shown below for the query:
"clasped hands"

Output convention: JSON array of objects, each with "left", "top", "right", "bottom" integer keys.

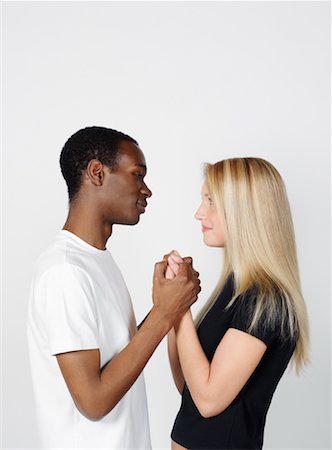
[
  {"left": 152, "top": 250, "right": 200, "bottom": 327},
  {"left": 165, "top": 250, "right": 185, "bottom": 280}
]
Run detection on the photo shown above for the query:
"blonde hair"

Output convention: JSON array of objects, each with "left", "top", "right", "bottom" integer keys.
[{"left": 195, "top": 157, "right": 309, "bottom": 373}]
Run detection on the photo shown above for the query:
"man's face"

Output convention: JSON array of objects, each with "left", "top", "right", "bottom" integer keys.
[{"left": 100, "top": 141, "right": 152, "bottom": 226}]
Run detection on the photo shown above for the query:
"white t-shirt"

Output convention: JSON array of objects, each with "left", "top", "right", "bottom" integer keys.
[{"left": 27, "top": 230, "right": 151, "bottom": 449}]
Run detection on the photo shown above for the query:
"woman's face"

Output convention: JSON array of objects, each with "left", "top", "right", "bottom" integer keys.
[{"left": 195, "top": 181, "right": 225, "bottom": 247}]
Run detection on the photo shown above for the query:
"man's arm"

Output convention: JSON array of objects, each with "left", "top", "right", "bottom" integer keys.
[{"left": 56, "top": 259, "right": 200, "bottom": 421}]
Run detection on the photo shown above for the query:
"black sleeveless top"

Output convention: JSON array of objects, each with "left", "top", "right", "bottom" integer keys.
[{"left": 171, "top": 276, "right": 296, "bottom": 450}]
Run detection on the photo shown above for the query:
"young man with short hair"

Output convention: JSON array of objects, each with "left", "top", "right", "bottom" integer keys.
[{"left": 27, "top": 126, "right": 200, "bottom": 449}]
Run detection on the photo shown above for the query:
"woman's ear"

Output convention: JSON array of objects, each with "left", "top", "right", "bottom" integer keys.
[{"left": 86, "top": 159, "right": 104, "bottom": 186}]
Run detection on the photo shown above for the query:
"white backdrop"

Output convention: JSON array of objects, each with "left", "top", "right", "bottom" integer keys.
[{"left": 2, "top": 1, "right": 331, "bottom": 449}]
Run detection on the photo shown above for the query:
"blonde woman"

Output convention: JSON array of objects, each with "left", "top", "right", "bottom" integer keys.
[{"left": 167, "top": 158, "right": 309, "bottom": 450}]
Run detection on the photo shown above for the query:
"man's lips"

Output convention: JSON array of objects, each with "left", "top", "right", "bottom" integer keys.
[{"left": 137, "top": 201, "right": 147, "bottom": 213}]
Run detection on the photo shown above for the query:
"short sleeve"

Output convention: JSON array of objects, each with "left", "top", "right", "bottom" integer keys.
[
  {"left": 38, "top": 263, "right": 99, "bottom": 355},
  {"left": 229, "top": 293, "right": 281, "bottom": 346}
]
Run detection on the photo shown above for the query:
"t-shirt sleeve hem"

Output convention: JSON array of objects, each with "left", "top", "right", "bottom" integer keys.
[
  {"left": 228, "top": 325, "right": 271, "bottom": 346},
  {"left": 50, "top": 338, "right": 99, "bottom": 356}
]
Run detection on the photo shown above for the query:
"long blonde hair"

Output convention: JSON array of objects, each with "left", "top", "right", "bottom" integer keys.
[{"left": 195, "top": 157, "right": 309, "bottom": 373}]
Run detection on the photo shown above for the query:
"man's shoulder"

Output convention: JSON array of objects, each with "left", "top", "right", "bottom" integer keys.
[{"left": 33, "top": 232, "right": 90, "bottom": 281}]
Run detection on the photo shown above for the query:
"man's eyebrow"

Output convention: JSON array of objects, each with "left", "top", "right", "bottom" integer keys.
[{"left": 134, "top": 164, "right": 147, "bottom": 172}]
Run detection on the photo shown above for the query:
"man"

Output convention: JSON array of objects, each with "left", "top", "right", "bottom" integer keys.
[{"left": 27, "top": 126, "right": 200, "bottom": 449}]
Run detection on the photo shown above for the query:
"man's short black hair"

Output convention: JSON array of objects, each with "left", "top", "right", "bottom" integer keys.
[{"left": 60, "top": 126, "right": 138, "bottom": 202}]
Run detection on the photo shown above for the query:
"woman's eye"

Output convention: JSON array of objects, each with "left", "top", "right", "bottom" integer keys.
[{"left": 208, "top": 196, "right": 214, "bottom": 205}]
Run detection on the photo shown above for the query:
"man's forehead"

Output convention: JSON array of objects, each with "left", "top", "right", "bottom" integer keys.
[{"left": 117, "top": 141, "right": 147, "bottom": 167}]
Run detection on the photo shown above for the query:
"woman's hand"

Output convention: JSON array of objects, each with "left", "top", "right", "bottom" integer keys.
[{"left": 165, "top": 250, "right": 183, "bottom": 280}]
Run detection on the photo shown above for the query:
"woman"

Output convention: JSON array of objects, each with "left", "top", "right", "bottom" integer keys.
[{"left": 166, "top": 157, "right": 309, "bottom": 450}]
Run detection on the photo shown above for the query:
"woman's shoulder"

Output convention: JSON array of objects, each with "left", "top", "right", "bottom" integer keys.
[{"left": 229, "top": 283, "right": 296, "bottom": 346}]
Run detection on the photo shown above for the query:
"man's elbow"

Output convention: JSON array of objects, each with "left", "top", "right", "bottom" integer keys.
[
  {"left": 75, "top": 398, "right": 113, "bottom": 422},
  {"left": 81, "top": 409, "right": 105, "bottom": 422}
]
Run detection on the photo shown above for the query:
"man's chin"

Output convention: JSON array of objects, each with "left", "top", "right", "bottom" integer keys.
[
  {"left": 116, "top": 216, "right": 140, "bottom": 226},
  {"left": 130, "top": 216, "right": 140, "bottom": 225}
]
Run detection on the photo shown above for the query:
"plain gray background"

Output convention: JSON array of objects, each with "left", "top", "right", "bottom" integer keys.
[{"left": 2, "top": 1, "right": 331, "bottom": 449}]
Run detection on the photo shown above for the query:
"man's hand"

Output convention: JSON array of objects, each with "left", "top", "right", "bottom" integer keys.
[{"left": 152, "top": 253, "right": 201, "bottom": 328}]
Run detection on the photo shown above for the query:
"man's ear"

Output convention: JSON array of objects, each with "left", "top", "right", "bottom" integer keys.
[{"left": 86, "top": 159, "right": 104, "bottom": 186}]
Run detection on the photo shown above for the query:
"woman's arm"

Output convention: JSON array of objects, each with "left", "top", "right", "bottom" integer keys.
[
  {"left": 165, "top": 251, "right": 186, "bottom": 394},
  {"left": 174, "top": 311, "right": 267, "bottom": 418},
  {"left": 167, "top": 327, "right": 185, "bottom": 394}
]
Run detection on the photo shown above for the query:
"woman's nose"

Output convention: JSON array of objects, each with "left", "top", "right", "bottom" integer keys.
[{"left": 195, "top": 204, "right": 205, "bottom": 220}]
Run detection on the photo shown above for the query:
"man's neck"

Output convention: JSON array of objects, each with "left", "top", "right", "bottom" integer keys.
[{"left": 63, "top": 203, "right": 112, "bottom": 250}]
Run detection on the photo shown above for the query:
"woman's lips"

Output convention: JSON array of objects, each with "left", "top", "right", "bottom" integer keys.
[{"left": 202, "top": 225, "right": 212, "bottom": 233}]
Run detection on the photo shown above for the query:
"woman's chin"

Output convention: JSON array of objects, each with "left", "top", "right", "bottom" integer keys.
[{"left": 203, "top": 237, "right": 224, "bottom": 248}]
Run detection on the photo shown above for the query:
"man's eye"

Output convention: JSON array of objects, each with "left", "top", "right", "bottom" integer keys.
[{"left": 135, "top": 173, "right": 144, "bottom": 180}]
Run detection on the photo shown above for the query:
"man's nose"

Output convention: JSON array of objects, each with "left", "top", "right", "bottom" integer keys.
[{"left": 142, "top": 182, "right": 152, "bottom": 198}]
